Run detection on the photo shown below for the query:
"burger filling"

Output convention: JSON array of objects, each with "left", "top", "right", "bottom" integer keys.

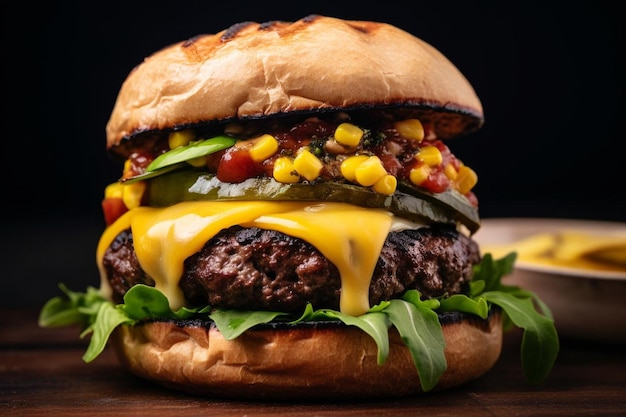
[
  {"left": 40, "top": 110, "right": 559, "bottom": 393},
  {"left": 103, "top": 224, "right": 480, "bottom": 312},
  {"left": 105, "top": 111, "right": 479, "bottom": 228}
]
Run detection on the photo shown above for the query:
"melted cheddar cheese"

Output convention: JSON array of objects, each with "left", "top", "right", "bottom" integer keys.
[{"left": 97, "top": 201, "right": 422, "bottom": 316}]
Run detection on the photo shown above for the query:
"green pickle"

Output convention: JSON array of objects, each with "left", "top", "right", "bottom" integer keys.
[{"left": 146, "top": 170, "right": 480, "bottom": 233}]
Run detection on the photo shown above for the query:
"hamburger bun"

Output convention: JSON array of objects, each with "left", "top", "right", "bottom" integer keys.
[
  {"left": 112, "top": 311, "right": 502, "bottom": 400},
  {"left": 106, "top": 15, "right": 483, "bottom": 156}
]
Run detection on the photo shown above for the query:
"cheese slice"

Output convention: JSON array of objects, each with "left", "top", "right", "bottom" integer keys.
[{"left": 97, "top": 201, "right": 411, "bottom": 316}]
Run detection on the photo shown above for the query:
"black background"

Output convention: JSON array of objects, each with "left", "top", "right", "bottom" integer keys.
[{"left": 2, "top": 1, "right": 624, "bottom": 308}]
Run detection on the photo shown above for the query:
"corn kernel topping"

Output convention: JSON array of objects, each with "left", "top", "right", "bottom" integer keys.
[
  {"left": 104, "top": 182, "right": 124, "bottom": 199},
  {"left": 168, "top": 129, "right": 195, "bottom": 149},
  {"left": 410, "top": 165, "right": 431, "bottom": 186},
  {"left": 249, "top": 134, "right": 279, "bottom": 162},
  {"left": 456, "top": 165, "right": 478, "bottom": 194},
  {"left": 444, "top": 163, "right": 458, "bottom": 180},
  {"left": 372, "top": 174, "right": 397, "bottom": 195},
  {"left": 355, "top": 156, "right": 387, "bottom": 187},
  {"left": 340, "top": 155, "right": 369, "bottom": 181},
  {"left": 334, "top": 123, "right": 363, "bottom": 147},
  {"left": 415, "top": 146, "right": 443, "bottom": 166},
  {"left": 122, "top": 181, "right": 146, "bottom": 210},
  {"left": 395, "top": 119, "right": 424, "bottom": 142},
  {"left": 294, "top": 149, "right": 323, "bottom": 181},
  {"left": 273, "top": 156, "right": 300, "bottom": 183}
]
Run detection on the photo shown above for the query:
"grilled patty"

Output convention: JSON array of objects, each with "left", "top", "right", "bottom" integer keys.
[{"left": 102, "top": 224, "right": 480, "bottom": 312}]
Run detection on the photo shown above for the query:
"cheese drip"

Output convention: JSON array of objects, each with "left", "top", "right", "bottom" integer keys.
[{"left": 97, "top": 201, "right": 394, "bottom": 316}]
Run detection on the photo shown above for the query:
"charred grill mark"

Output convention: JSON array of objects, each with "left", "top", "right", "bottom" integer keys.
[
  {"left": 349, "top": 24, "right": 371, "bottom": 34},
  {"left": 302, "top": 14, "right": 320, "bottom": 23},
  {"left": 222, "top": 21, "right": 256, "bottom": 41},
  {"left": 259, "top": 20, "right": 283, "bottom": 30},
  {"left": 182, "top": 35, "right": 206, "bottom": 48}
]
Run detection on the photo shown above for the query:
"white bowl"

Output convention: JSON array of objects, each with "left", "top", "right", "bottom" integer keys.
[{"left": 473, "top": 218, "right": 626, "bottom": 343}]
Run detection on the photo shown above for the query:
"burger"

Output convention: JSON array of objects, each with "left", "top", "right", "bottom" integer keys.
[{"left": 39, "top": 15, "right": 558, "bottom": 400}]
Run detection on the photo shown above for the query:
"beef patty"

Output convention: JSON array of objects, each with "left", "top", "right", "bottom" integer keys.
[{"left": 102, "top": 224, "right": 480, "bottom": 312}]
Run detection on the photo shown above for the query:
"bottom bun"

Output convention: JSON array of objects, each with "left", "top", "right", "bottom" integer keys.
[{"left": 111, "top": 311, "right": 502, "bottom": 401}]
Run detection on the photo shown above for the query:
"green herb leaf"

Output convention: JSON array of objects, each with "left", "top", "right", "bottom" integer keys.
[
  {"left": 39, "top": 251, "right": 559, "bottom": 389},
  {"left": 438, "top": 294, "right": 489, "bottom": 318},
  {"left": 322, "top": 310, "right": 391, "bottom": 365},
  {"left": 38, "top": 284, "right": 106, "bottom": 328},
  {"left": 147, "top": 136, "right": 236, "bottom": 172},
  {"left": 120, "top": 163, "right": 187, "bottom": 184},
  {"left": 483, "top": 291, "right": 559, "bottom": 383},
  {"left": 384, "top": 292, "right": 446, "bottom": 392},
  {"left": 120, "top": 284, "right": 176, "bottom": 320},
  {"left": 81, "top": 302, "right": 134, "bottom": 363},
  {"left": 473, "top": 252, "right": 517, "bottom": 292},
  {"left": 210, "top": 309, "right": 287, "bottom": 340}
]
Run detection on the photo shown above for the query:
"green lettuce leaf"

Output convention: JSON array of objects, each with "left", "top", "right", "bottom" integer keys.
[
  {"left": 483, "top": 291, "right": 559, "bottom": 383},
  {"left": 38, "top": 252, "right": 559, "bottom": 391},
  {"left": 385, "top": 292, "right": 446, "bottom": 392},
  {"left": 317, "top": 309, "right": 391, "bottom": 365},
  {"left": 210, "top": 309, "right": 288, "bottom": 339},
  {"left": 82, "top": 302, "right": 134, "bottom": 362}
]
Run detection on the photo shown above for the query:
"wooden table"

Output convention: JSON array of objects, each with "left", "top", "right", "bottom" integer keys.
[{"left": 2, "top": 308, "right": 625, "bottom": 416}]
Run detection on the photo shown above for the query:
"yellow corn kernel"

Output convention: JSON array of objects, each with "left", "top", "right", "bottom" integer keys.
[
  {"left": 334, "top": 123, "right": 363, "bottom": 147},
  {"left": 415, "top": 145, "right": 443, "bottom": 166},
  {"left": 355, "top": 156, "right": 387, "bottom": 187},
  {"left": 395, "top": 119, "right": 424, "bottom": 142},
  {"left": 186, "top": 156, "right": 206, "bottom": 167},
  {"left": 372, "top": 174, "right": 397, "bottom": 195},
  {"left": 249, "top": 134, "right": 279, "bottom": 162},
  {"left": 340, "top": 155, "right": 369, "bottom": 182},
  {"left": 410, "top": 165, "right": 431, "bottom": 186},
  {"left": 122, "top": 181, "right": 146, "bottom": 209},
  {"left": 122, "top": 159, "right": 133, "bottom": 177},
  {"left": 294, "top": 149, "right": 323, "bottom": 181},
  {"left": 456, "top": 165, "right": 478, "bottom": 194},
  {"left": 273, "top": 156, "right": 300, "bottom": 183},
  {"left": 104, "top": 182, "right": 124, "bottom": 199},
  {"left": 444, "top": 163, "right": 458, "bottom": 180},
  {"left": 168, "top": 129, "right": 195, "bottom": 149}
]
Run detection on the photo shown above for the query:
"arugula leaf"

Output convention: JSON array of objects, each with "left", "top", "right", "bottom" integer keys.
[
  {"left": 320, "top": 310, "right": 391, "bottom": 365},
  {"left": 473, "top": 252, "right": 517, "bottom": 292},
  {"left": 384, "top": 291, "right": 447, "bottom": 392},
  {"left": 210, "top": 309, "right": 287, "bottom": 339},
  {"left": 120, "top": 284, "right": 177, "bottom": 320},
  {"left": 81, "top": 302, "right": 134, "bottom": 362},
  {"left": 438, "top": 294, "right": 489, "bottom": 318},
  {"left": 38, "top": 284, "right": 106, "bottom": 328},
  {"left": 483, "top": 291, "right": 559, "bottom": 383}
]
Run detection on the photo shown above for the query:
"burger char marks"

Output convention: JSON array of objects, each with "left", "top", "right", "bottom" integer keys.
[
  {"left": 179, "top": 15, "right": 383, "bottom": 69},
  {"left": 102, "top": 225, "right": 480, "bottom": 312}
]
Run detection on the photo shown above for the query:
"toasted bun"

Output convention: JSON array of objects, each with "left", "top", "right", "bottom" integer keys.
[
  {"left": 111, "top": 311, "right": 502, "bottom": 400},
  {"left": 106, "top": 15, "right": 483, "bottom": 153}
]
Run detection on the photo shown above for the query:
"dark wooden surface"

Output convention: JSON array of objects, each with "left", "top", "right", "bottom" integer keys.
[{"left": 2, "top": 308, "right": 625, "bottom": 416}]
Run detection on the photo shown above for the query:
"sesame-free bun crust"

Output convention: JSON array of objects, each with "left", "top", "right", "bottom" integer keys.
[
  {"left": 106, "top": 15, "right": 483, "bottom": 152},
  {"left": 111, "top": 311, "right": 502, "bottom": 401}
]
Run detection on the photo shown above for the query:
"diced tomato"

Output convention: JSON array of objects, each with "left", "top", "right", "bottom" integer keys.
[
  {"left": 122, "top": 151, "right": 154, "bottom": 179},
  {"left": 102, "top": 198, "right": 128, "bottom": 226},
  {"left": 217, "top": 147, "right": 259, "bottom": 183},
  {"left": 376, "top": 149, "right": 402, "bottom": 177},
  {"left": 465, "top": 191, "right": 479, "bottom": 207},
  {"left": 422, "top": 168, "right": 450, "bottom": 193}
]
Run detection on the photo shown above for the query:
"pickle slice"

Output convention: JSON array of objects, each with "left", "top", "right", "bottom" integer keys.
[{"left": 147, "top": 171, "right": 480, "bottom": 233}]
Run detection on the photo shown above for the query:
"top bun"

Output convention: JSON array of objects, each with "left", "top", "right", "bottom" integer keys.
[{"left": 106, "top": 15, "right": 483, "bottom": 151}]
